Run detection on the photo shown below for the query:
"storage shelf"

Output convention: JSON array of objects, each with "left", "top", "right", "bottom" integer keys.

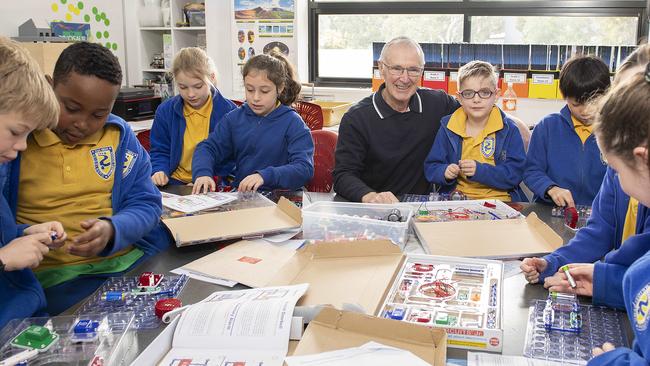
[
  {"left": 173, "top": 26, "right": 206, "bottom": 31},
  {"left": 140, "top": 27, "right": 171, "bottom": 31},
  {"left": 142, "top": 68, "right": 168, "bottom": 73}
]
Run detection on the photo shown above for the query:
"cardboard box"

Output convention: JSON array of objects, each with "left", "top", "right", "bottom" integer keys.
[
  {"left": 422, "top": 69, "right": 448, "bottom": 92},
  {"left": 372, "top": 67, "right": 383, "bottom": 92},
  {"left": 291, "top": 307, "right": 446, "bottom": 365},
  {"left": 414, "top": 212, "right": 563, "bottom": 258},
  {"left": 19, "top": 42, "right": 72, "bottom": 75},
  {"left": 528, "top": 71, "right": 559, "bottom": 99},
  {"left": 312, "top": 100, "right": 353, "bottom": 127},
  {"left": 163, "top": 197, "right": 302, "bottom": 247},
  {"left": 501, "top": 71, "right": 529, "bottom": 98}
]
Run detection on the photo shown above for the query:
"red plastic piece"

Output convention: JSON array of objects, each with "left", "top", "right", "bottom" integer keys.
[
  {"left": 155, "top": 298, "right": 182, "bottom": 319},
  {"left": 564, "top": 207, "right": 579, "bottom": 229},
  {"left": 138, "top": 272, "right": 164, "bottom": 288}
]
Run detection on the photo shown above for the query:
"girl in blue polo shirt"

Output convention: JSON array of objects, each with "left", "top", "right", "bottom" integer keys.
[
  {"left": 192, "top": 51, "right": 314, "bottom": 193},
  {"left": 150, "top": 47, "right": 236, "bottom": 186},
  {"left": 424, "top": 60, "right": 526, "bottom": 201},
  {"left": 585, "top": 64, "right": 650, "bottom": 366}
]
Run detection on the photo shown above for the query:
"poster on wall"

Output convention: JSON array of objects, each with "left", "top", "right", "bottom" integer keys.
[{"left": 231, "top": 0, "right": 296, "bottom": 97}]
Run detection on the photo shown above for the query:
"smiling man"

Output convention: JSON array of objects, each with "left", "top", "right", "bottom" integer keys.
[{"left": 333, "top": 36, "right": 460, "bottom": 203}]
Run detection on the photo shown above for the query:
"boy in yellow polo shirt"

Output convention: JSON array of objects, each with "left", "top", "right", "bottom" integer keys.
[
  {"left": 424, "top": 60, "right": 526, "bottom": 201},
  {"left": 5, "top": 42, "right": 171, "bottom": 314}
]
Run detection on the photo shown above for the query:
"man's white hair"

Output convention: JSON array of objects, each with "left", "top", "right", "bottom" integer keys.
[{"left": 379, "top": 36, "right": 425, "bottom": 67}]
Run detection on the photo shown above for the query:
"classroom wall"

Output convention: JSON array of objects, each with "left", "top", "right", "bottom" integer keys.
[{"left": 0, "top": 0, "right": 127, "bottom": 83}]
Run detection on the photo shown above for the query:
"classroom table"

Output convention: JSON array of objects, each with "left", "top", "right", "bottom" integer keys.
[{"left": 64, "top": 192, "right": 580, "bottom": 361}]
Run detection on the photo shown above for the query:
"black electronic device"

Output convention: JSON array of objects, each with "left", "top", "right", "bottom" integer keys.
[{"left": 112, "top": 87, "right": 161, "bottom": 121}]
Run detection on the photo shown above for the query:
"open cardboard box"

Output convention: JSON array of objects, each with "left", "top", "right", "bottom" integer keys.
[
  {"left": 162, "top": 197, "right": 302, "bottom": 247},
  {"left": 288, "top": 307, "right": 446, "bottom": 365},
  {"left": 414, "top": 212, "right": 563, "bottom": 259}
]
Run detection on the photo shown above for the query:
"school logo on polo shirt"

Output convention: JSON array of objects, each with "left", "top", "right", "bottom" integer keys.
[
  {"left": 122, "top": 149, "right": 138, "bottom": 178},
  {"left": 481, "top": 137, "right": 495, "bottom": 158},
  {"left": 634, "top": 282, "right": 650, "bottom": 331},
  {"left": 90, "top": 146, "right": 115, "bottom": 180}
]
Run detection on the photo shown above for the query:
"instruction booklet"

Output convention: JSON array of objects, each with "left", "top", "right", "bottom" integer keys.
[{"left": 155, "top": 284, "right": 308, "bottom": 366}]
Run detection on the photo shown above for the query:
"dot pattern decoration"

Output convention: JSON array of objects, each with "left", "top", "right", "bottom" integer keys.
[{"left": 50, "top": 0, "right": 119, "bottom": 51}]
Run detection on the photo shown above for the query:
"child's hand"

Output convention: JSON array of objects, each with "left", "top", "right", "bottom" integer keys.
[
  {"left": 151, "top": 171, "right": 169, "bottom": 186},
  {"left": 444, "top": 164, "right": 460, "bottom": 180},
  {"left": 520, "top": 257, "right": 548, "bottom": 284},
  {"left": 544, "top": 263, "right": 594, "bottom": 296},
  {"left": 23, "top": 221, "right": 67, "bottom": 248},
  {"left": 0, "top": 233, "right": 50, "bottom": 270},
  {"left": 192, "top": 176, "right": 216, "bottom": 194},
  {"left": 239, "top": 173, "right": 264, "bottom": 192},
  {"left": 592, "top": 342, "right": 616, "bottom": 357},
  {"left": 68, "top": 219, "right": 115, "bottom": 257},
  {"left": 547, "top": 186, "right": 575, "bottom": 207},
  {"left": 459, "top": 159, "right": 477, "bottom": 177}
]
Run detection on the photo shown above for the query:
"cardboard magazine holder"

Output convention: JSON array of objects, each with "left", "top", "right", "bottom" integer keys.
[
  {"left": 162, "top": 197, "right": 302, "bottom": 247},
  {"left": 414, "top": 212, "right": 563, "bottom": 258},
  {"left": 290, "top": 307, "right": 446, "bottom": 365}
]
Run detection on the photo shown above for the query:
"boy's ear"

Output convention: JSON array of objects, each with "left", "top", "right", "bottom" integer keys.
[
  {"left": 633, "top": 146, "right": 648, "bottom": 165},
  {"left": 45, "top": 75, "right": 53, "bottom": 87}
]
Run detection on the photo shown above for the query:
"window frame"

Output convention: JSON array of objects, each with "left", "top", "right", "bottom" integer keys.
[{"left": 309, "top": 0, "right": 648, "bottom": 87}]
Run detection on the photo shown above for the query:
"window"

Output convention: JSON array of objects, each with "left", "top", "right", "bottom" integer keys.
[
  {"left": 319, "top": 14, "right": 463, "bottom": 78},
  {"left": 309, "top": 1, "right": 647, "bottom": 87},
  {"left": 471, "top": 16, "right": 639, "bottom": 45}
]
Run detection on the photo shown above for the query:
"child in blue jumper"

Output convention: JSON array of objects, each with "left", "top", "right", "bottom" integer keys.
[
  {"left": 192, "top": 51, "right": 314, "bottom": 193},
  {"left": 0, "top": 37, "right": 66, "bottom": 328},
  {"left": 524, "top": 55, "right": 610, "bottom": 207},
  {"left": 521, "top": 45, "right": 650, "bottom": 310},
  {"left": 150, "top": 47, "right": 236, "bottom": 186},
  {"left": 424, "top": 60, "right": 526, "bottom": 201},
  {"left": 6, "top": 42, "right": 171, "bottom": 315},
  {"left": 582, "top": 63, "right": 650, "bottom": 366}
]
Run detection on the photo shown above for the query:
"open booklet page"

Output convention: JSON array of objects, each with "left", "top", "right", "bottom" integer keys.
[
  {"left": 159, "top": 284, "right": 308, "bottom": 366},
  {"left": 161, "top": 191, "right": 238, "bottom": 213}
]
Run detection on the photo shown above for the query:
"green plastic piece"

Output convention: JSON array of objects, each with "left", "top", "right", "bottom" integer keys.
[{"left": 11, "top": 325, "right": 59, "bottom": 350}]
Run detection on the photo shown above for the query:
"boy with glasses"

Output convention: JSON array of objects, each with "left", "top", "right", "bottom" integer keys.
[
  {"left": 424, "top": 60, "right": 526, "bottom": 201},
  {"left": 334, "top": 36, "right": 460, "bottom": 203},
  {"left": 524, "top": 55, "right": 610, "bottom": 207}
]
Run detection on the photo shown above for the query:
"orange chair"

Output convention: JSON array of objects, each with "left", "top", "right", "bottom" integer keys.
[
  {"left": 137, "top": 129, "right": 151, "bottom": 151},
  {"left": 293, "top": 101, "right": 324, "bottom": 131},
  {"left": 306, "top": 130, "right": 338, "bottom": 192}
]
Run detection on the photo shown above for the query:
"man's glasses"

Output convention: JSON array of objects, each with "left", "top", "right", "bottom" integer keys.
[
  {"left": 382, "top": 62, "right": 423, "bottom": 77},
  {"left": 458, "top": 89, "right": 495, "bottom": 99}
]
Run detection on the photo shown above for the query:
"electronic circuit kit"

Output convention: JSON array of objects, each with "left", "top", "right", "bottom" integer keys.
[
  {"left": 551, "top": 205, "right": 592, "bottom": 231},
  {"left": 0, "top": 313, "right": 135, "bottom": 366},
  {"left": 523, "top": 292, "right": 629, "bottom": 364},
  {"left": 378, "top": 254, "right": 504, "bottom": 351},
  {"left": 407, "top": 199, "right": 522, "bottom": 223},
  {"left": 74, "top": 273, "right": 188, "bottom": 330}
]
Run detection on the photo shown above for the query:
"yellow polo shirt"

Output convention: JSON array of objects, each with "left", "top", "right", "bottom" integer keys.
[
  {"left": 622, "top": 197, "right": 639, "bottom": 243},
  {"left": 571, "top": 115, "right": 593, "bottom": 144},
  {"left": 16, "top": 126, "right": 132, "bottom": 269},
  {"left": 448, "top": 107, "right": 511, "bottom": 201},
  {"left": 171, "top": 95, "right": 213, "bottom": 183}
]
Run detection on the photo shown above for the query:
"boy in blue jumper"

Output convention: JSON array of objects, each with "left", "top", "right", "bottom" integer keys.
[
  {"left": 581, "top": 65, "right": 650, "bottom": 366},
  {"left": 192, "top": 51, "right": 314, "bottom": 193},
  {"left": 0, "top": 37, "right": 67, "bottom": 328},
  {"left": 524, "top": 55, "right": 610, "bottom": 207},
  {"left": 424, "top": 60, "right": 526, "bottom": 201},
  {"left": 521, "top": 45, "right": 650, "bottom": 310},
  {"left": 5, "top": 42, "right": 172, "bottom": 314},
  {"left": 150, "top": 47, "right": 236, "bottom": 186}
]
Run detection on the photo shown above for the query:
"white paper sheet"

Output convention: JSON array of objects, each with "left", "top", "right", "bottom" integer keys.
[
  {"left": 467, "top": 352, "right": 564, "bottom": 366},
  {"left": 284, "top": 342, "right": 430, "bottom": 366},
  {"left": 162, "top": 191, "right": 237, "bottom": 213}
]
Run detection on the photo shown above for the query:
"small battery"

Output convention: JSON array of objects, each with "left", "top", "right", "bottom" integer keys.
[{"left": 101, "top": 291, "right": 127, "bottom": 302}]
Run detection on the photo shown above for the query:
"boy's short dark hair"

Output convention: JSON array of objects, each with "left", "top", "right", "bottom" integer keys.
[
  {"left": 559, "top": 55, "right": 610, "bottom": 103},
  {"left": 52, "top": 42, "right": 122, "bottom": 86}
]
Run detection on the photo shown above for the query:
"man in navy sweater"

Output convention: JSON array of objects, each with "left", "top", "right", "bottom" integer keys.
[{"left": 333, "top": 36, "right": 460, "bottom": 203}]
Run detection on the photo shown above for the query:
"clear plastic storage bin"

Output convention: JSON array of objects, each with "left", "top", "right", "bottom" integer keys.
[{"left": 301, "top": 201, "right": 413, "bottom": 245}]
